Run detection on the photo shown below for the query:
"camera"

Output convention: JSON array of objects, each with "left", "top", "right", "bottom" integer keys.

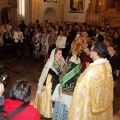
[{"left": 0, "top": 72, "right": 10, "bottom": 88}]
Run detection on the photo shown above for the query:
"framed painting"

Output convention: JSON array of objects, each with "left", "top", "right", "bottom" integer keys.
[{"left": 69, "top": 0, "right": 85, "bottom": 13}]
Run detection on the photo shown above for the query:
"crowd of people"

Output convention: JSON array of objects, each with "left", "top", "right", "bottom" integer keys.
[
  {"left": 0, "top": 19, "right": 120, "bottom": 61},
  {"left": 0, "top": 19, "right": 120, "bottom": 120}
]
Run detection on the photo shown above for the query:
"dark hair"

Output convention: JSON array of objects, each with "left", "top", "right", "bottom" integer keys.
[
  {"left": 82, "top": 30, "right": 88, "bottom": 33},
  {"left": 59, "top": 30, "right": 64, "bottom": 35},
  {"left": 109, "top": 43, "right": 119, "bottom": 55},
  {"left": 74, "top": 22, "right": 78, "bottom": 26},
  {"left": 96, "top": 27, "right": 100, "bottom": 30},
  {"left": 7, "top": 20, "right": 11, "bottom": 24},
  {"left": 36, "top": 20, "right": 39, "bottom": 23},
  {"left": 17, "top": 26, "right": 21, "bottom": 30},
  {"left": 86, "top": 41, "right": 92, "bottom": 50},
  {"left": 93, "top": 42, "right": 107, "bottom": 58},
  {"left": 45, "top": 20, "right": 48, "bottom": 22},
  {"left": 9, "top": 80, "right": 31, "bottom": 104},
  {"left": 55, "top": 48, "right": 62, "bottom": 55}
]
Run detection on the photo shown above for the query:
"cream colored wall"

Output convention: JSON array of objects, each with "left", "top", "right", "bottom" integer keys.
[
  {"left": 63, "top": 0, "right": 90, "bottom": 23},
  {"left": 0, "top": 0, "right": 90, "bottom": 25},
  {"left": 38, "top": 0, "right": 60, "bottom": 24}
]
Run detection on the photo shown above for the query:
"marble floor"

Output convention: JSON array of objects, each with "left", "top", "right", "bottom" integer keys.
[{"left": 0, "top": 55, "right": 120, "bottom": 120}]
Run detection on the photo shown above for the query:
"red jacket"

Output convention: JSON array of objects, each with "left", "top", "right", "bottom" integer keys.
[
  {"left": 3, "top": 99, "right": 40, "bottom": 120},
  {"left": 82, "top": 55, "right": 93, "bottom": 69}
]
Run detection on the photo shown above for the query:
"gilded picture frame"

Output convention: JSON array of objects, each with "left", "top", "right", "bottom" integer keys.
[{"left": 69, "top": 0, "right": 85, "bottom": 13}]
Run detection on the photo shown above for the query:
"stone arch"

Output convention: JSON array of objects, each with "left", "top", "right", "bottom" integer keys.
[
  {"left": 1, "top": 7, "right": 12, "bottom": 23},
  {"left": 43, "top": 7, "right": 57, "bottom": 24}
]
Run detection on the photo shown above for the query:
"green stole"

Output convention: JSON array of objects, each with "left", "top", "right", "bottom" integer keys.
[
  {"left": 52, "top": 60, "right": 62, "bottom": 75},
  {"left": 59, "top": 62, "right": 82, "bottom": 95}
]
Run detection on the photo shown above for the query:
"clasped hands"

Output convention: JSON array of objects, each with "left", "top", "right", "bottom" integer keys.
[{"left": 0, "top": 83, "right": 4, "bottom": 97}]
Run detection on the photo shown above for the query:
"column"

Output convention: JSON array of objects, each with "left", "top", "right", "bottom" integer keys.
[
  {"left": 59, "top": 0, "right": 65, "bottom": 24},
  {"left": 32, "top": 0, "right": 40, "bottom": 23},
  {"left": 17, "top": 0, "right": 25, "bottom": 25},
  {"left": 25, "top": 0, "right": 32, "bottom": 25}
]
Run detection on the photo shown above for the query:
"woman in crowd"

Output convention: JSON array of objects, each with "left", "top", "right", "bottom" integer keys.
[
  {"left": 28, "top": 26, "right": 35, "bottom": 58},
  {"left": 32, "top": 27, "right": 42, "bottom": 61},
  {"left": 48, "top": 27, "right": 57, "bottom": 56},
  {"left": 3, "top": 80, "right": 40, "bottom": 120},
  {"left": 56, "top": 30, "right": 67, "bottom": 59},
  {"left": 7, "top": 20, "right": 13, "bottom": 34},
  {"left": 41, "top": 28, "right": 49, "bottom": 62},
  {"left": 107, "top": 44, "right": 119, "bottom": 89},
  {"left": 112, "top": 31, "right": 120, "bottom": 53},
  {"left": 112, "top": 32, "right": 120, "bottom": 48},
  {"left": 51, "top": 37, "right": 84, "bottom": 120},
  {"left": 13, "top": 26, "right": 24, "bottom": 59},
  {"left": 34, "top": 48, "right": 65, "bottom": 118},
  {"left": 3, "top": 31, "right": 13, "bottom": 44},
  {"left": 65, "top": 30, "right": 73, "bottom": 58},
  {"left": 82, "top": 41, "right": 93, "bottom": 69},
  {"left": 80, "top": 40, "right": 92, "bottom": 64},
  {"left": 23, "top": 27, "right": 30, "bottom": 57},
  {"left": 104, "top": 36, "right": 112, "bottom": 48}
]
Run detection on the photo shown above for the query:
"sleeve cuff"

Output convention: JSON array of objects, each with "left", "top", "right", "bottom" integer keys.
[{"left": 0, "top": 96, "right": 4, "bottom": 105}]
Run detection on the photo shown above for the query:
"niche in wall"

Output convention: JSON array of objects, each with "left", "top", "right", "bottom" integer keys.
[
  {"left": 43, "top": 7, "right": 56, "bottom": 24},
  {"left": 1, "top": 7, "right": 12, "bottom": 23}
]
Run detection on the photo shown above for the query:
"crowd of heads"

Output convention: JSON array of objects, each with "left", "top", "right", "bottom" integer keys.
[{"left": 0, "top": 19, "right": 120, "bottom": 61}]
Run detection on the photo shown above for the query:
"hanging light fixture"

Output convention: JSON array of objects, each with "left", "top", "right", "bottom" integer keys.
[{"left": 43, "top": 0, "right": 58, "bottom": 3}]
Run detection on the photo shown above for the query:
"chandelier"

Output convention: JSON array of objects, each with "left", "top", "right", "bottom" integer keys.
[{"left": 43, "top": 0, "right": 58, "bottom": 3}]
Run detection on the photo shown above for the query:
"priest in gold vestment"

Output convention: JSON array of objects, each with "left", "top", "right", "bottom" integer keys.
[{"left": 67, "top": 42, "right": 113, "bottom": 120}]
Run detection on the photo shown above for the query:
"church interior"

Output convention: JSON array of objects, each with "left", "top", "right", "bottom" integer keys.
[{"left": 0, "top": 0, "right": 120, "bottom": 120}]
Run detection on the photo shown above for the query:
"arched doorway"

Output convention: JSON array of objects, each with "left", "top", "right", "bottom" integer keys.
[
  {"left": 1, "top": 7, "right": 12, "bottom": 23},
  {"left": 43, "top": 7, "right": 56, "bottom": 24}
]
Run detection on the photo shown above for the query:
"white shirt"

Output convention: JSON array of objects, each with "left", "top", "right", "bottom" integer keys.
[
  {"left": 13, "top": 31, "right": 23, "bottom": 43},
  {"left": 56, "top": 35, "right": 67, "bottom": 48}
]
